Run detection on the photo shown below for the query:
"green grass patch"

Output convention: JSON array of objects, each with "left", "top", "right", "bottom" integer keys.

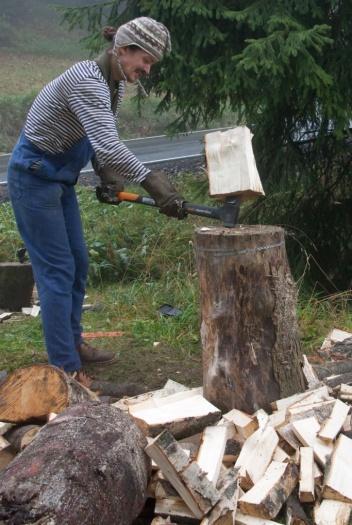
[{"left": 1, "top": 183, "right": 351, "bottom": 384}]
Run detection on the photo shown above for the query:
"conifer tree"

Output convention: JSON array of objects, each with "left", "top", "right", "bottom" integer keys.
[{"left": 62, "top": 1, "right": 352, "bottom": 289}]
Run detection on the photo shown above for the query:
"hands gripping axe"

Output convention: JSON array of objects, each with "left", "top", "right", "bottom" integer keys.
[{"left": 97, "top": 187, "right": 241, "bottom": 228}]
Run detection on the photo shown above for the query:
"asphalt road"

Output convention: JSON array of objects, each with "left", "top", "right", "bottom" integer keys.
[{"left": 0, "top": 127, "right": 228, "bottom": 185}]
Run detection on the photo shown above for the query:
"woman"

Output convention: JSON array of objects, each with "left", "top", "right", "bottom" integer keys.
[{"left": 7, "top": 17, "right": 186, "bottom": 386}]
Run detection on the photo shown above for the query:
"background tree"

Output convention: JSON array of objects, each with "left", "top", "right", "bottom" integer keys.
[{"left": 62, "top": 0, "right": 352, "bottom": 290}]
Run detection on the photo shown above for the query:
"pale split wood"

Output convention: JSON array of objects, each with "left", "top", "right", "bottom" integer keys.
[
  {"left": 200, "top": 466, "right": 240, "bottom": 525},
  {"left": 314, "top": 499, "right": 352, "bottom": 525},
  {"left": 339, "top": 384, "right": 352, "bottom": 396},
  {"left": 277, "top": 424, "right": 301, "bottom": 453},
  {"left": 154, "top": 498, "right": 198, "bottom": 523},
  {"left": 0, "top": 422, "right": 13, "bottom": 436},
  {"left": 151, "top": 517, "right": 176, "bottom": 525},
  {"left": 130, "top": 394, "right": 221, "bottom": 439},
  {"left": 238, "top": 461, "right": 299, "bottom": 519},
  {"left": 272, "top": 386, "right": 329, "bottom": 412},
  {"left": 0, "top": 435, "right": 10, "bottom": 452},
  {"left": 235, "top": 513, "right": 281, "bottom": 525},
  {"left": 288, "top": 399, "right": 335, "bottom": 424},
  {"left": 272, "top": 445, "right": 290, "bottom": 463},
  {"left": 204, "top": 126, "right": 264, "bottom": 199},
  {"left": 298, "top": 447, "right": 315, "bottom": 503},
  {"left": 291, "top": 416, "right": 333, "bottom": 467},
  {"left": 318, "top": 399, "right": 350, "bottom": 442},
  {"left": 288, "top": 386, "right": 331, "bottom": 410},
  {"left": 196, "top": 425, "right": 228, "bottom": 485},
  {"left": 145, "top": 430, "right": 220, "bottom": 518},
  {"left": 222, "top": 408, "right": 258, "bottom": 440},
  {"left": 323, "top": 434, "right": 352, "bottom": 502},
  {"left": 320, "top": 328, "right": 352, "bottom": 353},
  {"left": 268, "top": 410, "right": 287, "bottom": 430},
  {"left": 302, "top": 354, "right": 321, "bottom": 389}
]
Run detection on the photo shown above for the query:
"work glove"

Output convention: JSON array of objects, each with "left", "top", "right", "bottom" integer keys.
[
  {"left": 95, "top": 164, "right": 125, "bottom": 205},
  {"left": 141, "top": 170, "right": 187, "bottom": 220},
  {"left": 96, "top": 182, "right": 123, "bottom": 205}
]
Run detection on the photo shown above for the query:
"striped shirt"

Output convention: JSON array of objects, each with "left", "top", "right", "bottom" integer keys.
[{"left": 24, "top": 60, "right": 150, "bottom": 183}]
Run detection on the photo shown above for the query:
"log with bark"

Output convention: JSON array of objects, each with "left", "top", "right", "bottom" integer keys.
[
  {"left": 0, "top": 364, "right": 98, "bottom": 423},
  {"left": 195, "top": 225, "right": 305, "bottom": 413},
  {"left": 0, "top": 402, "right": 151, "bottom": 525}
]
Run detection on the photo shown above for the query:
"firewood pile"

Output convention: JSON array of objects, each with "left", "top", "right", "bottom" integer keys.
[{"left": 1, "top": 330, "right": 352, "bottom": 525}]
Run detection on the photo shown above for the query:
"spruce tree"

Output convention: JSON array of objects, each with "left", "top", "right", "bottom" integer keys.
[{"left": 61, "top": 1, "right": 352, "bottom": 289}]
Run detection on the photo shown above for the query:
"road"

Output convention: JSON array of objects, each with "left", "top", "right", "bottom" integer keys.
[{"left": 0, "top": 127, "right": 228, "bottom": 185}]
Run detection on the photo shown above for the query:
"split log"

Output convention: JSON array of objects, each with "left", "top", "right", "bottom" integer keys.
[
  {"left": 238, "top": 461, "right": 298, "bottom": 519},
  {"left": 298, "top": 447, "right": 315, "bottom": 503},
  {"left": 314, "top": 499, "right": 352, "bottom": 525},
  {"left": 323, "top": 434, "right": 352, "bottom": 502},
  {"left": 235, "top": 514, "right": 281, "bottom": 525},
  {"left": 195, "top": 225, "right": 305, "bottom": 413},
  {"left": 223, "top": 408, "right": 258, "bottom": 440},
  {"left": 314, "top": 360, "right": 352, "bottom": 380},
  {"left": 145, "top": 430, "right": 220, "bottom": 519},
  {"left": 318, "top": 399, "right": 350, "bottom": 442},
  {"left": 4, "top": 424, "right": 41, "bottom": 452},
  {"left": 205, "top": 126, "right": 265, "bottom": 200},
  {"left": 285, "top": 493, "right": 311, "bottom": 525},
  {"left": 0, "top": 402, "right": 151, "bottom": 525},
  {"left": 292, "top": 417, "right": 333, "bottom": 467},
  {"left": 200, "top": 466, "right": 240, "bottom": 525},
  {"left": 196, "top": 425, "right": 227, "bottom": 485},
  {"left": 0, "top": 364, "right": 98, "bottom": 423}
]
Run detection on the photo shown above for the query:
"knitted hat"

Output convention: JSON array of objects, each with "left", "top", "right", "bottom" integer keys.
[{"left": 113, "top": 17, "right": 171, "bottom": 62}]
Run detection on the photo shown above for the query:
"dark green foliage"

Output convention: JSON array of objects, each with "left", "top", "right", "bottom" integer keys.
[{"left": 61, "top": 0, "right": 352, "bottom": 289}]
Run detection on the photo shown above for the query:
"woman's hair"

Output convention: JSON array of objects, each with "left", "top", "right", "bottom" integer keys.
[{"left": 102, "top": 26, "right": 141, "bottom": 51}]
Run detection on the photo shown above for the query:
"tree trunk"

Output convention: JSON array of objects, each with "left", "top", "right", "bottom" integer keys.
[
  {"left": 0, "top": 365, "right": 98, "bottom": 423},
  {"left": 194, "top": 225, "right": 305, "bottom": 413},
  {"left": 0, "top": 403, "right": 151, "bottom": 525}
]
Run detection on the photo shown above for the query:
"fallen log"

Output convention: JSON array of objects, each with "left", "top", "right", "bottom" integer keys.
[
  {"left": 0, "top": 364, "right": 98, "bottom": 423},
  {"left": 314, "top": 360, "right": 352, "bottom": 380},
  {"left": 0, "top": 402, "right": 151, "bottom": 525},
  {"left": 4, "top": 424, "right": 41, "bottom": 452}
]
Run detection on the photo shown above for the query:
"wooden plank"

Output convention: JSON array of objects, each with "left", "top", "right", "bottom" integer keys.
[
  {"left": 196, "top": 425, "right": 228, "bottom": 485},
  {"left": 318, "top": 399, "right": 350, "bottom": 442},
  {"left": 314, "top": 499, "right": 352, "bottom": 525},
  {"left": 223, "top": 408, "right": 258, "bottom": 439},
  {"left": 323, "top": 434, "right": 352, "bottom": 502},
  {"left": 238, "top": 461, "right": 298, "bottom": 519},
  {"left": 205, "top": 126, "right": 265, "bottom": 199},
  {"left": 131, "top": 394, "right": 221, "bottom": 439},
  {"left": 145, "top": 430, "right": 220, "bottom": 518},
  {"left": 291, "top": 416, "right": 333, "bottom": 467},
  {"left": 298, "top": 447, "right": 315, "bottom": 503}
]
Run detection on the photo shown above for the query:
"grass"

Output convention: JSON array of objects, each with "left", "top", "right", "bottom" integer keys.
[{"left": 0, "top": 183, "right": 351, "bottom": 388}]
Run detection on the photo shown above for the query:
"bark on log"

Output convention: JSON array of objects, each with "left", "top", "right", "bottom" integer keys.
[
  {"left": 0, "top": 402, "right": 151, "bottom": 525},
  {"left": 314, "top": 360, "right": 352, "bottom": 380},
  {"left": 195, "top": 225, "right": 305, "bottom": 413},
  {"left": 0, "top": 365, "right": 98, "bottom": 423}
]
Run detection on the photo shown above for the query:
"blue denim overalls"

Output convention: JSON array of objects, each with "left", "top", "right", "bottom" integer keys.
[{"left": 7, "top": 131, "right": 94, "bottom": 371}]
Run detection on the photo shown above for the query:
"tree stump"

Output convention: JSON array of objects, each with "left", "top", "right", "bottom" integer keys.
[
  {"left": 0, "top": 365, "right": 98, "bottom": 423},
  {"left": 0, "top": 403, "right": 151, "bottom": 525},
  {"left": 194, "top": 225, "right": 305, "bottom": 413}
]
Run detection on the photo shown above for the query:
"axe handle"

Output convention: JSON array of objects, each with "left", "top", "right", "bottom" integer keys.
[{"left": 116, "top": 192, "right": 221, "bottom": 220}]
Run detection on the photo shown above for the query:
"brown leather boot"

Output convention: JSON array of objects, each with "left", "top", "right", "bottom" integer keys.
[{"left": 77, "top": 341, "right": 117, "bottom": 365}]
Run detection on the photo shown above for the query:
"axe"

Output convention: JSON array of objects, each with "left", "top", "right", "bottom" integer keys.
[{"left": 110, "top": 191, "right": 241, "bottom": 228}]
